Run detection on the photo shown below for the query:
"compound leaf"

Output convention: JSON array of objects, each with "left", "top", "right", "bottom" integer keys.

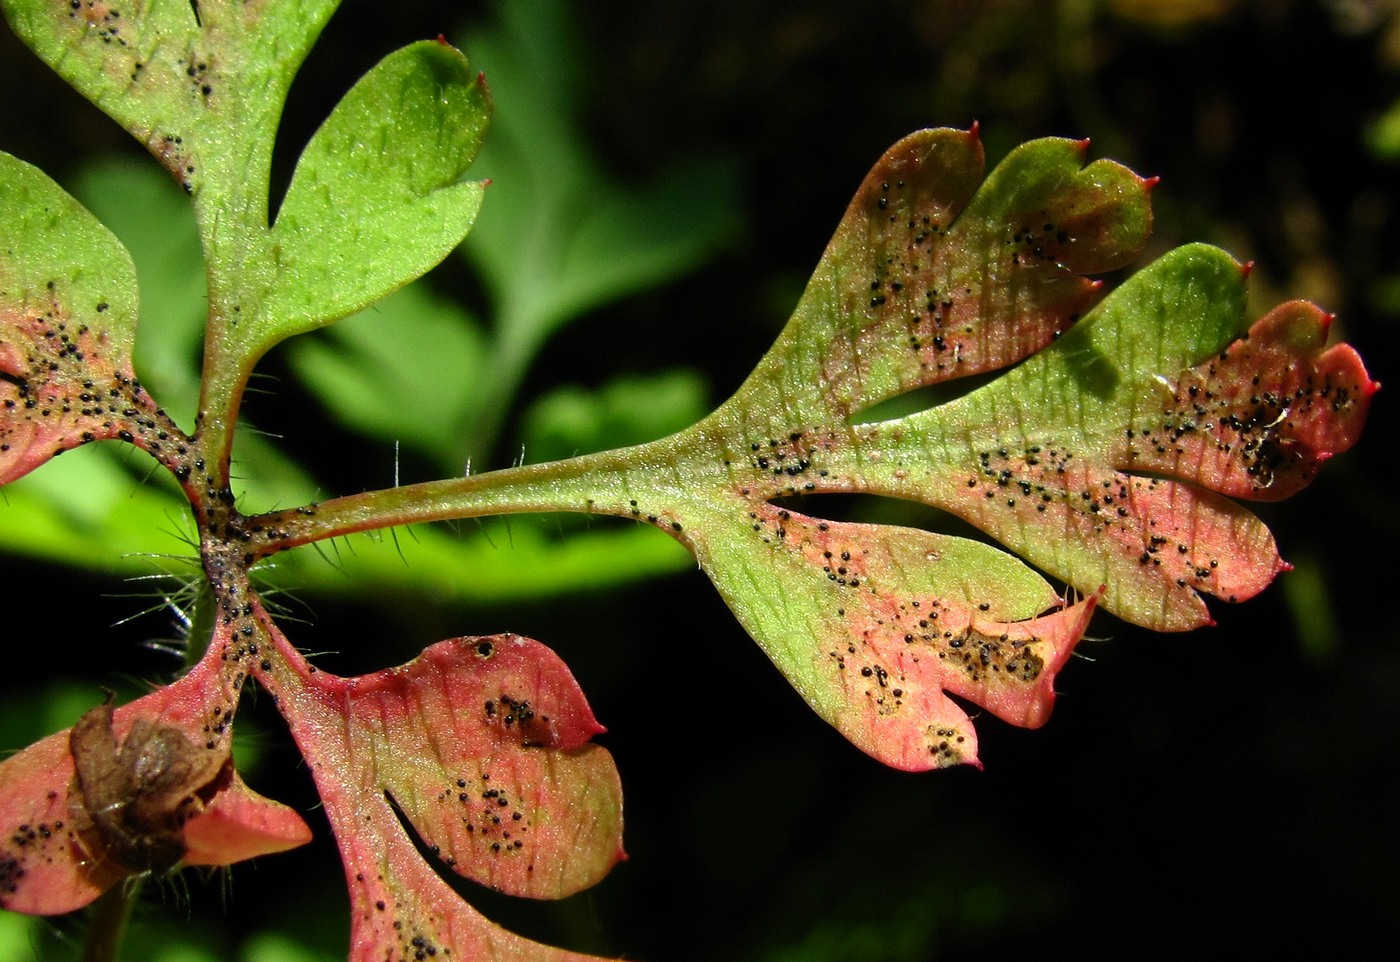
[
  {"left": 565, "top": 127, "right": 1372, "bottom": 770},
  {"left": 461, "top": 0, "right": 737, "bottom": 342}
]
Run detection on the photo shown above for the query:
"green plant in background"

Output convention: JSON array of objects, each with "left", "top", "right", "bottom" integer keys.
[{"left": 0, "top": 2, "right": 1374, "bottom": 962}]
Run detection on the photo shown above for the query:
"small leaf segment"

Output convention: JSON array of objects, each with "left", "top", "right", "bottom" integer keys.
[
  {"left": 255, "top": 617, "right": 624, "bottom": 961},
  {"left": 4, "top": 0, "right": 488, "bottom": 488}
]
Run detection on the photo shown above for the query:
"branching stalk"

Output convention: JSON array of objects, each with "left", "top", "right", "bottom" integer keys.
[{"left": 241, "top": 436, "right": 689, "bottom": 560}]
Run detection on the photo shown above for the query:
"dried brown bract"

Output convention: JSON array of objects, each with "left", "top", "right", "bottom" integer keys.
[{"left": 67, "top": 701, "right": 229, "bottom": 874}]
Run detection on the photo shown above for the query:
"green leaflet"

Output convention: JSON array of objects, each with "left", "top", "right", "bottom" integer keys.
[
  {"left": 866, "top": 244, "right": 1258, "bottom": 630},
  {"left": 3, "top": 1, "right": 490, "bottom": 456},
  {"left": 732, "top": 128, "right": 1153, "bottom": 425},
  {"left": 260, "top": 41, "right": 490, "bottom": 356},
  {"left": 852, "top": 245, "right": 1371, "bottom": 629}
]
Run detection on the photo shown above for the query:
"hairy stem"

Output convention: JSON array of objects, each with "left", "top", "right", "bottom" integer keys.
[{"left": 240, "top": 428, "right": 713, "bottom": 560}]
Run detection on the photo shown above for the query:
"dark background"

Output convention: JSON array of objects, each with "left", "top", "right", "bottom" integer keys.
[{"left": 2, "top": 0, "right": 1397, "bottom": 958}]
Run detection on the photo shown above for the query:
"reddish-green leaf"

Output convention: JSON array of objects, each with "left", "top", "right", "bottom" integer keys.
[
  {"left": 848, "top": 246, "right": 1375, "bottom": 630},
  {"left": 1108, "top": 298, "right": 1372, "bottom": 501},
  {"left": 254, "top": 611, "right": 623, "bottom": 959},
  {"left": 180, "top": 768, "right": 315, "bottom": 868},
  {"left": 571, "top": 128, "right": 1157, "bottom": 770},
  {"left": 333, "top": 806, "right": 612, "bottom": 962},
  {"left": 521, "top": 128, "right": 1372, "bottom": 771},
  {"left": 684, "top": 503, "right": 1099, "bottom": 770},
  {"left": 0, "top": 152, "right": 168, "bottom": 485},
  {"left": 732, "top": 127, "right": 1153, "bottom": 425}
]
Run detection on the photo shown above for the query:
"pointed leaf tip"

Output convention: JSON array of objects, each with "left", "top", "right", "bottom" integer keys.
[
  {"left": 1113, "top": 297, "right": 1375, "bottom": 502},
  {"left": 668, "top": 495, "right": 1098, "bottom": 771},
  {"left": 832, "top": 586, "right": 1099, "bottom": 770},
  {"left": 181, "top": 769, "right": 314, "bottom": 867},
  {"left": 730, "top": 126, "right": 1154, "bottom": 426}
]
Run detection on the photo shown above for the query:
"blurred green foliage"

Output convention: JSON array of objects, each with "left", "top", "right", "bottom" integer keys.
[{"left": 0, "top": 909, "right": 341, "bottom": 962}]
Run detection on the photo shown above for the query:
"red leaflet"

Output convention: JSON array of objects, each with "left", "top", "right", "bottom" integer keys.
[{"left": 253, "top": 609, "right": 624, "bottom": 960}]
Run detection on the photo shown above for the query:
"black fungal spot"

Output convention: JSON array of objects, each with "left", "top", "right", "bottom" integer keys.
[{"left": 0, "top": 856, "right": 24, "bottom": 896}]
